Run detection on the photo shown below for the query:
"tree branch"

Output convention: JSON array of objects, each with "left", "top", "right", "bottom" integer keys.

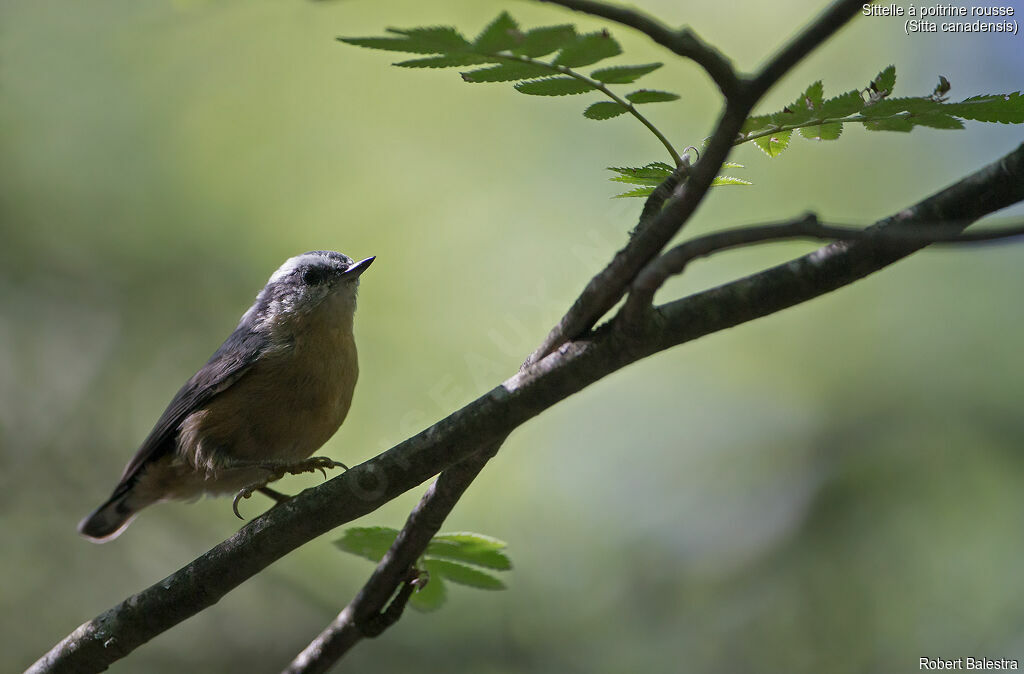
[
  {"left": 283, "top": 442, "right": 502, "bottom": 674},
  {"left": 524, "top": 0, "right": 870, "bottom": 367},
  {"left": 29, "top": 140, "right": 1024, "bottom": 674},
  {"left": 623, "top": 214, "right": 1024, "bottom": 315},
  {"left": 536, "top": 0, "right": 739, "bottom": 98}
]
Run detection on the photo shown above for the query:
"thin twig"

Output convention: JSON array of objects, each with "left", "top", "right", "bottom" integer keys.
[
  {"left": 537, "top": 0, "right": 739, "bottom": 97},
  {"left": 623, "top": 214, "right": 1024, "bottom": 317},
  {"left": 283, "top": 444, "right": 502, "bottom": 674}
]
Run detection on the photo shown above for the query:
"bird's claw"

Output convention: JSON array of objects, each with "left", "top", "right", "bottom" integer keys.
[
  {"left": 230, "top": 457, "right": 347, "bottom": 520},
  {"left": 232, "top": 486, "right": 255, "bottom": 519}
]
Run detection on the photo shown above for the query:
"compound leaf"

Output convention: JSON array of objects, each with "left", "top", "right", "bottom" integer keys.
[
  {"left": 553, "top": 31, "right": 622, "bottom": 67},
  {"left": 424, "top": 559, "right": 506, "bottom": 590},
  {"left": 515, "top": 77, "right": 594, "bottom": 96},
  {"left": 462, "top": 61, "right": 554, "bottom": 82},
  {"left": 510, "top": 25, "right": 577, "bottom": 57},
  {"left": 427, "top": 532, "right": 512, "bottom": 570},
  {"left": 584, "top": 101, "right": 629, "bottom": 120},
  {"left": 334, "top": 526, "right": 398, "bottom": 562},
  {"left": 754, "top": 129, "right": 792, "bottom": 157},
  {"left": 396, "top": 54, "right": 498, "bottom": 68},
  {"left": 625, "top": 89, "right": 679, "bottom": 104},
  {"left": 590, "top": 63, "right": 662, "bottom": 84},
  {"left": 945, "top": 92, "right": 1024, "bottom": 123},
  {"left": 474, "top": 12, "right": 520, "bottom": 52}
]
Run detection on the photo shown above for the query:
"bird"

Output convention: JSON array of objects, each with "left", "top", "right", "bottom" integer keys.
[{"left": 78, "top": 250, "right": 374, "bottom": 542}]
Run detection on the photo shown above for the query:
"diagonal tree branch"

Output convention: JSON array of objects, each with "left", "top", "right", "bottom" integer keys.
[
  {"left": 623, "top": 214, "right": 1024, "bottom": 315},
  {"left": 282, "top": 441, "right": 503, "bottom": 674},
  {"left": 29, "top": 140, "right": 1024, "bottom": 674}
]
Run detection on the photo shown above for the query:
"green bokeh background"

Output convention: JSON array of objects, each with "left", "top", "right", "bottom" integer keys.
[{"left": 3, "top": 1, "right": 1024, "bottom": 672}]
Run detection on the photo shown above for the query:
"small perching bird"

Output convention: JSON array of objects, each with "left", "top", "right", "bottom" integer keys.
[{"left": 78, "top": 250, "right": 374, "bottom": 542}]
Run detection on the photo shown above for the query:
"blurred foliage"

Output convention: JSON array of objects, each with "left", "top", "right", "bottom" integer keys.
[{"left": 2, "top": 1, "right": 1024, "bottom": 672}]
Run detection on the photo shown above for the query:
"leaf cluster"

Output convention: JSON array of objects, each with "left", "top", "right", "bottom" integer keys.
[
  {"left": 740, "top": 66, "right": 1024, "bottom": 158},
  {"left": 340, "top": 12, "right": 680, "bottom": 122},
  {"left": 336, "top": 527, "right": 512, "bottom": 612}
]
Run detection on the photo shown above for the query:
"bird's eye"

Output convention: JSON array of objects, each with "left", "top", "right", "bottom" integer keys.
[{"left": 302, "top": 267, "right": 327, "bottom": 285}]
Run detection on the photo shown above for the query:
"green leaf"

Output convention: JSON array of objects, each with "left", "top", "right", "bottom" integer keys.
[
  {"left": 613, "top": 186, "right": 655, "bottom": 199},
  {"left": 474, "top": 12, "right": 519, "bottom": 52},
  {"left": 820, "top": 90, "right": 864, "bottom": 118},
  {"left": 864, "top": 116, "right": 914, "bottom": 132},
  {"left": 395, "top": 54, "right": 498, "bottom": 68},
  {"left": 912, "top": 113, "right": 964, "bottom": 129},
  {"left": 871, "top": 65, "right": 897, "bottom": 97},
  {"left": 796, "top": 80, "right": 824, "bottom": 112},
  {"left": 584, "top": 101, "right": 629, "bottom": 120},
  {"left": 590, "top": 63, "right": 662, "bottom": 84},
  {"left": 722, "top": 161, "right": 745, "bottom": 169},
  {"left": 711, "top": 175, "right": 753, "bottom": 186},
  {"left": 427, "top": 532, "right": 512, "bottom": 570},
  {"left": 741, "top": 114, "right": 774, "bottom": 135},
  {"left": 754, "top": 129, "right": 792, "bottom": 157},
  {"left": 553, "top": 31, "right": 622, "bottom": 68},
  {"left": 425, "top": 559, "right": 506, "bottom": 590},
  {"left": 410, "top": 574, "right": 447, "bottom": 612},
  {"left": 945, "top": 92, "right": 1024, "bottom": 123},
  {"left": 334, "top": 526, "right": 398, "bottom": 562},
  {"left": 625, "top": 89, "right": 679, "bottom": 104},
  {"left": 608, "top": 163, "right": 673, "bottom": 185},
  {"left": 339, "top": 26, "right": 470, "bottom": 54},
  {"left": 510, "top": 25, "right": 576, "bottom": 57},
  {"left": 800, "top": 122, "right": 843, "bottom": 140},
  {"left": 461, "top": 61, "right": 554, "bottom": 83},
  {"left": 862, "top": 96, "right": 942, "bottom": 117},
  {"left": 515, "top": 77, "right": 594, "bottom": 96}
]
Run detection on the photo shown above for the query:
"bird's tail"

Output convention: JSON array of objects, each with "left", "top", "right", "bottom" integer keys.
[{"left": 78, "top": 488, "right": 139, "bottom": 543}]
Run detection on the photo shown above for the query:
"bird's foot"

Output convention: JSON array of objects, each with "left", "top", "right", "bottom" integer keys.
[{"left": 231, "top": 456, "right": 349, "bottom": 519}]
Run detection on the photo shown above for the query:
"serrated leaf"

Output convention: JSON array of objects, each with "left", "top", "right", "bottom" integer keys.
[
  {"left": 590, "top": 63, "right": 662, "bottom": 84},
  {"left": 340, "top": 26, "right": 470, "bottom": 55},
  {"left": 626, "top": 89, "right": 679, "bottom": 104},
  {"left": 425, "top": 559, "right": 506, "bottom": 590},
  {"left": 820, "top": 90, "right": 864, "bottom": 118},
  {"left": 741, "top": 114, "right": 774, "bottom": 135},
  {"left": 395, "top": 54, "right": 498, "bottom": 68},
  {"left": 474, "top": 12, "right": 519, "bottom": 52},
  {"left": 800, "top": 122, "right": 843, "bottom": 140},
  {"left": 515, "top": 77, "right": 594, "bottom": 96},
  {"left": 608, "top": 163, "right": 673, "bottom": 185},
  {"left": 711, "top": 175, "right": 753, "bottom": 186},
  {"left": 427, "top": 532, "right": 512, "bottom": 570},
  {"left": 864, "top": 116, "right": 914, "bottom": 132},
  {"left": 722, "top": 161, "right": 745, "bottom": 169},
  {"left": 911, "top": 114, "right": 964, "bottom": 129},
  {"left": 410, "top": 574, "right": 447, "bottom": 612},
  {"left": 510, "top": 25, "right": 577, "bottom": 57},
  {"left": 754, "top": 129, "right": 792, "bottom": 157},
  {"left": 871, "top": 65, "right": 897, "bottom": 96},
  {"left": 613, "top": 186, "right": 656, "bottom": 198},
  {"left": 461, "top": 61, "right": 554, "bottom": 83},
  {"left": 797, "top": 80, "right": 824, "bottom": 111},
  {"left": 862, "top": 96, "right": 943, "bottom": 117},
  {"left": 584, "top": 101, "right": 629, "bottom": 120},
  {"left": 553, "top": 31, "right": 622, "bottom": 68},
  {"left": 334, "top": 526, "right": 398, "bottom": 562},
  {"left": 945, "top": 92, "right": 1024, "bottom": 123}
]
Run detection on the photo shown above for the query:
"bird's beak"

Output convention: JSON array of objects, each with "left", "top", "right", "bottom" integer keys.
[{"left": 344, "top": 256, "right": 375, "bottom": 279}]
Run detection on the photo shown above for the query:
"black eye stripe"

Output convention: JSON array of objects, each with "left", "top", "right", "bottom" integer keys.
[{"left": 302, "top": 267, "right": 328, "bottom": 285}]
